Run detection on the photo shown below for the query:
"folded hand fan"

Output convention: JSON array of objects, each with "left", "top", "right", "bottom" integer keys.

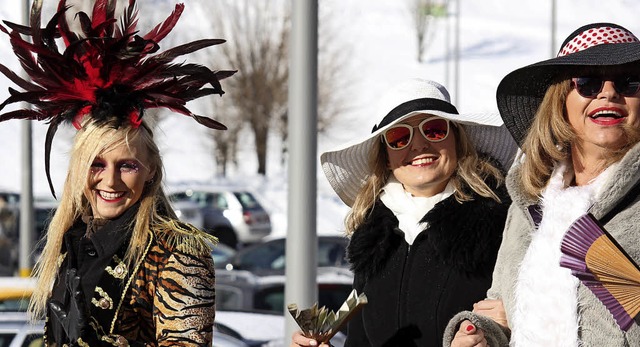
[{"left": 560, "top": 213, "right": 640, "bottom": 331}]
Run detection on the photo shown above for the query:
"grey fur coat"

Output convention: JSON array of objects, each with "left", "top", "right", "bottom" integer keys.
[{"left": 443, "top": 142, "right": 640, "bottom": 346}]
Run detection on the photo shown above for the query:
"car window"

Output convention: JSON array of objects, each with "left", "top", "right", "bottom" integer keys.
[
  {"left": 253, "top": 285, "right": 284, "bottom": 312},
  {"left": 0, "top": 298, "right": 30, "bottom": 312},
  {"left": 209, "top": 193, "right": 228, "bottom": 210},
  {"left": 168, "top": 192, "right": 188, "bottom": 202},
  {"left": 0, "top": 333, "right": 15, "bottom": 347},
  {"left": 232, "top": 192, "right": 261, "bottom": 210},
  {"left": 22, "top": 334, "right": 44, "bottom": 347},
  {"left": 0, "top": 192, "right": 19, "bottom": 204},
  {"left": 211, "top": 244, "right": 236, "bottom": 265},
  {"left": 318, "top": 239, "right": 348, "bottom": 267},
  {"left": 235, "top": 238, "right": 348, "bottom": 271},
  {"left": 237, "top": 240, "right": 285, "bottom": 271},
  {"left": 215, "top": 285, "right": 244, "bottom": 311},
  {"left": 34, "top": 207, "right": 56, "bottom": 243}
]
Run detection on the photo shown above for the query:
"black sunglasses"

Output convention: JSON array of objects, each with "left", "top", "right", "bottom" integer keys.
[{"left": 571, "top": 76, "right": 640, "bottom": 98}]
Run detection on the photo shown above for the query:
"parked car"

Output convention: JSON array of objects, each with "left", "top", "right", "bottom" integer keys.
[
  {"left": 168, "top": 186, "right": 271, "bottom": 249},
  {"left": 221, "top": 236, "right": 349, "bottom": 275},
  {"left": 215, "top": 267, "right": 354, "bottom": 316},
  {"left": 0, "top": 277, "right": 35, "bottom": 313},
  {"left": 0, "top": 278, "right": 289, "bottom": 347},
  {"left": 32, "top": 197, "right": 58, "bottom": 257},
  {"left": 0, "top": 311, "right": 269, "bottom": 347},
  {"left": 0, "top": 312, "right": 44, "bottom": 347},
  {"left": 0, "top": 190, "right": 20, "bottom": 205},
  {"left": 0, "top": 195, "right": 58, "bottom": 276},
  {"left": 170, "top": 199, "right": 206, "bottom": 229},
  {"left": 0, "top": 190, "right": 19, "bottom": 276}
]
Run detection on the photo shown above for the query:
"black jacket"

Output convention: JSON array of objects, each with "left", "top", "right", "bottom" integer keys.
[
  {"left": 45, "top": 204, "right": 216, "bottom": 346},
  {"left": 345, "top": 184, "right": 509, "bottom": 347}
]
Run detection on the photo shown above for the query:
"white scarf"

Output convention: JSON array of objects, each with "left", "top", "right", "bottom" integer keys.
[
  {"left": 380, "top": 175, "right": 455, "bottom": 245},
  {"left": 511, "top": 160, "right": 615, "bottom": 346}
]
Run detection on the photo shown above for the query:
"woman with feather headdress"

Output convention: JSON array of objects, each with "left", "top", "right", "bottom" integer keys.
[{"left": 0, "top": 0, "right": 235, "bottom": 345}]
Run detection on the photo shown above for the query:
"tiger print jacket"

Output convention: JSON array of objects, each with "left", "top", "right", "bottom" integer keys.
[{"left": 45, "top": 205, "right": 216, "bottom": 347}]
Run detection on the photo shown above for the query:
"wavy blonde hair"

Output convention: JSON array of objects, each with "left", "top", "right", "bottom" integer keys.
[
  {"left": 345, "top": 122, "right": 504, "bottom": 235},
  {"left": 29, "top": 119, "right": 176, "bottom": 320},
  {"left": 519, "top": 78, "right": 640, "bottom": 200}
]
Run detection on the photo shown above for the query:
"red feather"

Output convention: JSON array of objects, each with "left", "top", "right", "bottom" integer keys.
[
  {"left": 0, "top": 0, "right": 236, "bottom": 197},
  {"left": 143, "top": 3, "right": 184, "bottom": 43}
]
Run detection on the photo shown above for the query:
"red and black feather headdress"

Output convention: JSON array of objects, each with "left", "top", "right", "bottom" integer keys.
[{"left": 0, "top": 0, "right": 236, "bottom": 197}]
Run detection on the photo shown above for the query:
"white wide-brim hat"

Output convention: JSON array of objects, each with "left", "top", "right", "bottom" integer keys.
[{"left": 321, "top": 79, "right": 518, "bottom": 207}]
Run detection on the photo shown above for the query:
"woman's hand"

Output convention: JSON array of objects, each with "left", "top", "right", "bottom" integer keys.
[
  {"left": 290, "top": 331, "right": 331, "bottom": 347},
  {"left": 451, "top": 320, "right": 487, "bottom": 347},
  {"left": 473, "top": 299, "right": 509, "bottom": 328}
]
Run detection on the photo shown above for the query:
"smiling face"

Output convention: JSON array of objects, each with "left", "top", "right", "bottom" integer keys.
[
  {"left": 85, "top": 135, "right": 155, "bottom": 220},
  {"left": 566, "top": 78, "right": 640, "bottom": 156},
  {"left": 385, "top": 114, "right": 458, "bottom": 197}
]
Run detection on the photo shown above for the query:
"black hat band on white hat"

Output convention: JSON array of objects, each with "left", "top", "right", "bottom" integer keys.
[{"left": 373, "top": 98, "right": 459, "bottom": 132}]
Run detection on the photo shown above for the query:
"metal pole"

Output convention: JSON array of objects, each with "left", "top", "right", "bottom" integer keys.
[
  {"left": 444, "top": 4, "right": 450, "bottom": 87},
  {"left": 550, "top": 0, "right": 557, "bottom": 57},
  {"left": 19, "top": 0, "right": 34, "bottom": 278},
  {"left": 453, "top": 0, "right": 460, "bottom": 105},
  {"left": 285, "top": 0, "right": 318, "bottom": 341}
]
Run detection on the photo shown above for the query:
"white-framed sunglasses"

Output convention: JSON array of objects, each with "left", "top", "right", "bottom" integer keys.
[{"left": 381, "top": 117, "right": 450, "bottom": 150}]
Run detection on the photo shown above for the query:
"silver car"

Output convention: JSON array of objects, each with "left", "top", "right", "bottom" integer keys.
[
  {"left": 168, "top": 186, "right": 272, "bottom": 249},
  {"left": 0, "top": 311, "right": 281, "bottom": 347}
]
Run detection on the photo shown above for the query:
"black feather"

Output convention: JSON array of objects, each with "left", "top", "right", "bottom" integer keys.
[
  {"left": 0, "top": 0, "right": 236, "bottom": 197},
  {"left": 44, "top": 121, "right": 60, "bottom": 198}
]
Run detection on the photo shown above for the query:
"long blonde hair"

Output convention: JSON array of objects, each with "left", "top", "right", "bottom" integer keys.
[
  {"left": 519, "top": 79, "right": 640, "bottom": 200},
  {"left": 29, "top": 119, "right": 175, "bottom": 319},
  {"left": 345, "top": 123, "right": 504, "bottom": 235}
]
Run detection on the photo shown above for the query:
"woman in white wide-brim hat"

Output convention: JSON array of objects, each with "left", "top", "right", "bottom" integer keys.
[
  {"left": 446, "top": 22, "right": 640, "bottom": 347},
  {"left": 290, "top": 78, "right": 517, "bottom": 347}
]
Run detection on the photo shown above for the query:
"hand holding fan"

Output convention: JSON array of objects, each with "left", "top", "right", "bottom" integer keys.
[
  {"left": 560, "top": 213, "right": 640, "bottom": 331},
  {"left": 288, "top": 289, "right": 368, "bottom": 343}
]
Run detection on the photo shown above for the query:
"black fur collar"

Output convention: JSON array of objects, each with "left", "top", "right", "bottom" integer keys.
[{"left": 347, "top": 184, "right": 509, "bottom": 280}]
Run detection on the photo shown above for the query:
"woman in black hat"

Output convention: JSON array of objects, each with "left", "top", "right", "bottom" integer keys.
[
  {"left": 290, "top": 78, "right": 517, "bottom": 347},
  {"left": 446, "top": 23, "right": 640, "bottom": 347}
]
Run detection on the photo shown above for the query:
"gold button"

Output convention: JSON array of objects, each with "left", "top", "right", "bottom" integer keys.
[
  {"left": 115, "top": 264, "right": 125, "bottom": 275},
  {"left": 116, "top": 335, "right": 129, "bottom": 347},
  {"left": 99, "top": 298, "right": 110, "bottom": 309}
]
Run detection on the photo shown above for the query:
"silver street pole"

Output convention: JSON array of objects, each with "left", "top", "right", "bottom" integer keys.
[
  {"left": 285, "top": 0, "right": 318, "bottom": 341},
  {"left": 19, "top": 0, "right": 34, "bottom": 278}
]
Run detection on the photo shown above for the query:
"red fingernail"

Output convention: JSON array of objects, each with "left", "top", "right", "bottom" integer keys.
[{"left": 466, "top": 324, "right": 475, "bottom": 332}]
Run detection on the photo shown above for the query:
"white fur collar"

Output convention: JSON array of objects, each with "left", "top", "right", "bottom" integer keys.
[
  {"left": 511, "top": 161, "right": 612, "bottom": 346},
  {"left": 380, "top": 175, "right": 454, "bottom": 245}
]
